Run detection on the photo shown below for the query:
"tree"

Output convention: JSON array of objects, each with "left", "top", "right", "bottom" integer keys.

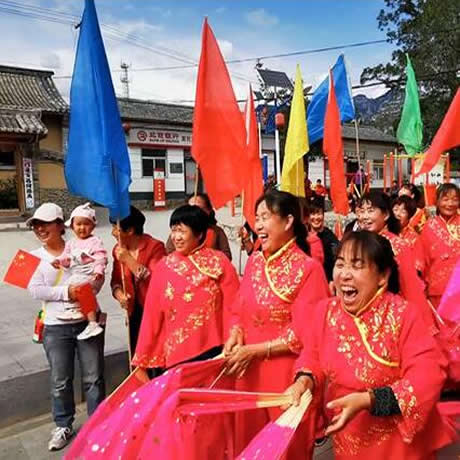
[{"left": 361, "top": 0, "right": 460, "bottom": 161}]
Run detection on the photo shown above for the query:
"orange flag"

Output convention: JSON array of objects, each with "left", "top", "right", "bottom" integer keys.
[
  {"left": 323, "top": 70, "right": 350, "bottom": 216},
  {"left": 3, "top": 250, "right": 41, "bottom": 289},
  {"left": 243, "top": 85, "right": 264, "bottom": 230},
  {"left": 192, "top": 18, "right": 247, "bottom": 209},
  {"left": 417, "top": 88, "right": 460, "bottom": 176}
]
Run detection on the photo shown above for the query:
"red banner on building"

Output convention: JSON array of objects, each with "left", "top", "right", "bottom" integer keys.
[{"left": 153, "top": 169, "right": 166, "bottom": 209}]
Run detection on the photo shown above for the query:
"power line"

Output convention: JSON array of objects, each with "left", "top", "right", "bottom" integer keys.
[
  {"left": 2, "top": 1, "right": 457, "bottom": 95},
  {"left": 0, "top": 1, "right": 257, "bottom": 84}
]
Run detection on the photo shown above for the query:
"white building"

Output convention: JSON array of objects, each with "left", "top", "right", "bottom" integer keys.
[{"left": 118, "top": 99, "right": 399, "bottom": 207}]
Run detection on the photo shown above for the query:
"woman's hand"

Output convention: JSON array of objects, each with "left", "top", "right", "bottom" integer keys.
[
  {"left": 223, "top": 329, "right": 244, "bottom": 356},
  {"left": 225, "top": 344, "right": 264, "bottom": 377},
  {"left": 68, "top": 284, "right": 79, "bottom": 302},
  {"left": 281, "top": 375, "right": 314, "bottom": 410},
  {"left": 51, "top": 259, "right": 61, "bottom": 269},
  {"left": 238, "top": 227, "right": 249, "bottom": 240},
  {"left": 114, "top": 287, "right": 131, "bottom": 310},
  {"left": 324, "top": 392, "right": 372, "bottom": 436}
]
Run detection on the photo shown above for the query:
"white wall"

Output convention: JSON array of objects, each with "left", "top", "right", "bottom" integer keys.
[
  {"left": 128, "top": 146, "right": 185, "bottom": 193},
  {"left": 166, "top": 149, "right": 185, "bottom": 192}
]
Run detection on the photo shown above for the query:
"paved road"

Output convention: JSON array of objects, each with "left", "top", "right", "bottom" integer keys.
[{"left": 0, "top": 405, "right": 458, "bottom": 459}]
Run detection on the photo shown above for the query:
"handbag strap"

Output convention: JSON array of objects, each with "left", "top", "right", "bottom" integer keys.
[{"left": 41, "top": 268, "right": 64, "bottom": 317}]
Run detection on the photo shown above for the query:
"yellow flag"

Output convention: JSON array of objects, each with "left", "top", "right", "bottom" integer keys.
[{"left": 280, "top": 64, "right": 309, "bottom": 197}]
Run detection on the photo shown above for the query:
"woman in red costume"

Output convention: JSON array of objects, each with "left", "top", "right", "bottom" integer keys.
[
  {"left": 417, "top": 183, "right": 460, "bottom": 308},
  {"left": 165, "top": 193, "right": 232, "bottom": 260},
  {"left": 286, "top": 231, "right": 455, "bottom": 459},
  {"left": 110, "top": 206, "right": 166, "bottom": 351},
  {"left": 392, "top": 195, "right": 420, "bottom": 249},
  {"left": 357, "top": 191, "right": 432, "bottom": 328},
  {"left": 132, "top": 204, "right": 239, "bottom": 370},
  {"left": 399, "top": 183, "right": 429, "bottom": 233},
  {"left": 224, "top": 190, "right": 329, "bottom": 458}
]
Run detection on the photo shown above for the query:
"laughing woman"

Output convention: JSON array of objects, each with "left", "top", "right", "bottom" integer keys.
[
  {"left": 132, "top": 205, "right": 239, "bottom": 370},
  {"left": 224, "top": 190, "right": 329, "bottom": 458},
  {"left": 357, "top": 191, "right": 433, "bottom": 328},
  {"left": 286, "top": 231, "right": 455, "bottom": 460}
]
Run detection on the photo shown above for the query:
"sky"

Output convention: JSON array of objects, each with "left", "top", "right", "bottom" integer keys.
[{"left": 0, "top": 0, "right": 396, "bottom": 104}]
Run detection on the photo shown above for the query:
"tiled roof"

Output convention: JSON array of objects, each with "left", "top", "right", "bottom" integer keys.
[
  {"left": 0, "top": 65, "right": 68, "bottom": 114},
  {"left": 0, "top": 109, "right": 48, "bottom": 135},
  {"left": 118, "top": 98, "right": 193, "bottom": 125},
  {"left": 342, "top": 123, "right": 396, "bottom": 143}
]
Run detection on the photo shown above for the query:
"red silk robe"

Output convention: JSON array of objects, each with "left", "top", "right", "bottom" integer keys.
[
  {"left": 295, "top": 293, "right": 454, "bottom": 460},
  {"left": 229, "top": 238, "right": 329, "bottom": 457},
  {"left": 380, "top": 230, "right": 434, "bottom": 329},
  {"left": 417, "top": 215, "right": 460, "bottom": 308},
  {"left": 400, "top": 225, "right": 419, "bottom": 249},
  {"left": 132, "top": 246, "right": 239, "bottom": 368}
]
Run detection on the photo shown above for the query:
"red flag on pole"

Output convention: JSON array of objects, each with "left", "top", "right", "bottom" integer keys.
[
  {"left": 323, "top": 70, "right": 350, "bottom": 216},
  {"left": 416, "top": 88, "right": 460, "bottom": 177},
  {"left": 3, "top": 250, "right": 41, "bottom": 289},
  {"left": 243, "top": 84, "right": 264, "bottom": 230},
  {"left": 192, "top": 18, "right": 247, "bottom": 209}
]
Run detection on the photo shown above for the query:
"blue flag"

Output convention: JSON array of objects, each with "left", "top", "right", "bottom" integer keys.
[
  {"left": 65, "top": 0, "right": 131, "bottom": 220},
  {"left": 307, "top": 54, "right": 355, "bottom": 145}
]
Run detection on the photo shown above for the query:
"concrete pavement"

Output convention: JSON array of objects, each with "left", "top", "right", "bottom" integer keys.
[{"left": 0, "top": 405, "right": 458, "bottom": 459}]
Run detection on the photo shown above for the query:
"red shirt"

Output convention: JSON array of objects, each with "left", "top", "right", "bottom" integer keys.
[
  {"left": 132, "top": 246, "right": 239, "bottom": 368},
  {"left": 111, "top": 234, "right": 166, "bottom": 316}
]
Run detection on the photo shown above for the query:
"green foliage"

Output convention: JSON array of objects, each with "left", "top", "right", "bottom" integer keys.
[{"left": 360, "top": 0, "right": 460, "bottom": 160}]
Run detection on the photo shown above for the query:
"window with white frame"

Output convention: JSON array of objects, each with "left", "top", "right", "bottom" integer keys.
[
  {"left": 373, "top": 164, "right": 384, "bottom": 180},
  {"left": 141, "top": 149, "right": 166, "bottom": 177}
]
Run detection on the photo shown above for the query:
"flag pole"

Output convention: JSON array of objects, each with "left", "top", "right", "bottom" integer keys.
[
  {"left": 275, "top": 128, "right": 281, "bottom": 186},
  {"left": 112, "top": 162, "right": 133, "bottom": 373},
  {"left": 238, "top": 191, "right": 245, "bottom": 275},
  {"left": 194, "top": 164, "right": 199, "bottom": 200},
  {"left": 353, "top": 119, "right": 363, "bottom": 195},
  {"left": 116, "top": 221, "right": 133, "bottom": 373}
]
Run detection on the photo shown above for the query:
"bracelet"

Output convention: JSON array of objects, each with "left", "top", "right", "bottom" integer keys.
[
  {"left": 265, "top": 340, "right": 272, "bottom": 360},
  {"left": 367, "top": 388, "right": 376, "bottom": 412}
]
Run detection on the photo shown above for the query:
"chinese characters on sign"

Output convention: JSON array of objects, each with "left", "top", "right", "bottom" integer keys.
[
  {"left": 129, "top": 128, "right": 192, "bottom": 147},
  {"left": 23, "top": 158, "right": 34, "bottom": 209},
  {"left": 153, "top": 169, "right": 166, "bottom": 209}
]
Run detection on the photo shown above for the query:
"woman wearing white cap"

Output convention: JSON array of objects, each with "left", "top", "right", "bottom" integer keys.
[{"left": 26, "top": 203, "right": 105, "bottom": 451}]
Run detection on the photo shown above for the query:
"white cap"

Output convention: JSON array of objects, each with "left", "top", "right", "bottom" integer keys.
[
  {"left": 65, "top": 202, "right": 97, "bottom": 227},
  {"left": 26, "top": 203, "right": 64, "bottom": 226}
]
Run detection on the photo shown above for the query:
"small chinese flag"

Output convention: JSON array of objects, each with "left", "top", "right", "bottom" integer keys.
[{"left": 3, "top": 250, "right": 41, "bottom": 289}]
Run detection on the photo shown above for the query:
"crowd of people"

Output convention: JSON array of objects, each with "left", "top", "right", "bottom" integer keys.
[{"left": 22, "top": 181, "right": 459, "bottom": 458}]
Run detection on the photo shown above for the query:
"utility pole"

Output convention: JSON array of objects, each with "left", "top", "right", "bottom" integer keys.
[{"left": 120, "top": 62, "right": 130, "bottom": 99}]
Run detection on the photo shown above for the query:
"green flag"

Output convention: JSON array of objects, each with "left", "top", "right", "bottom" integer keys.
[{"left": 396, "top": 54, "right": 423, "bottom": 155}]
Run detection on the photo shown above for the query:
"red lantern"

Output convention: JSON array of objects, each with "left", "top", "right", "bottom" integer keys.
[
  {"left": 122, "top": 122, "right": 131, "bottom": 133},
  {"left": 275, "top": 113, "right": 285, "bottom": 128}
]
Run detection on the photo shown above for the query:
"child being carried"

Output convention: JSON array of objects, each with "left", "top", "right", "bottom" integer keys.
[{"left": 52, "top": 203, "right": 107, "bottom": 340}]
